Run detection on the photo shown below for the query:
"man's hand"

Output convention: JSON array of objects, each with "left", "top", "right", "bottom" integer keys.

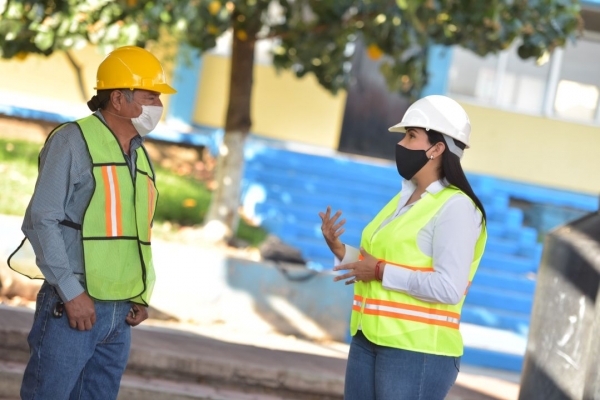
[
  {"left": 126, "top": 303, "right": 148, "bottom": 327},
  {"left": 64, "top": 292, "right": 96, "bottom": 331}
]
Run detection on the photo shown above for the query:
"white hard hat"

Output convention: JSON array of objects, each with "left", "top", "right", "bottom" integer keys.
[{"left": 389, "top": 95, "right": 471, "bottom": 148}]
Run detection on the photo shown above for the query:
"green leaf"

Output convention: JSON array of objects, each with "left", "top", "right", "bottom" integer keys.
[{"left": 34, "top": 30, "right": 55, "bottom": 51}]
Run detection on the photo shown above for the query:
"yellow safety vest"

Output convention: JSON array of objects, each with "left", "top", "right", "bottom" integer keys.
[
  {"left": 78, "top": 115, "right": 157, "bottom": 305},
  {"left": 351, "top": 185, "right": 487, "bottom": 356},
  {"left": 8, "top": 115, "right": 157, "bottom": 306}
]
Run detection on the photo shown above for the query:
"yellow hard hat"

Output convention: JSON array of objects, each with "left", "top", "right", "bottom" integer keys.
[{"left": 94, "top": 46, "right": 176, "bottom": 94}]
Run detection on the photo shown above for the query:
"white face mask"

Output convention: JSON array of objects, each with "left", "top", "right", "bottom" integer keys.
[{"left": 131, "top": 105, "right": 163, "bottom": 137}]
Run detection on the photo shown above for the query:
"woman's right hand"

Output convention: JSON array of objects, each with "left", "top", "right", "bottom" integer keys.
[{"left": 319, "top": 206, "right": 346, "bottom": 260}]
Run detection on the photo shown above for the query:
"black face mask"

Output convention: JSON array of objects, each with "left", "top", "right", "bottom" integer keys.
[{"left": 395, "top": 144, "right": 435, "bottom": 180}]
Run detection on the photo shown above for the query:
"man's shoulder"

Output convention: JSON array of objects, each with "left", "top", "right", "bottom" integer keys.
[
  {"left": 42, "top": 121, "right": 89, "bottom": 159},
  {"left": 47, "top": 121, "right": 85, "bottom": 144}
]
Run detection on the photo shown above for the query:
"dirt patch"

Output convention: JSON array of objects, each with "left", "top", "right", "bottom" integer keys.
[
  {"left": 143, "top": 140, "right": 216, "bottom": 185},
  {"left": 0, "top": 115, "right": 55, "bottom": 143}
]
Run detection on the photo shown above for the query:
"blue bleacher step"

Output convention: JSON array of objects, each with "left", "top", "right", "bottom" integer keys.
[
  {"left": 461, "top": 323, "right": 526, "bottom": 372},
  {"left": 244, "top": 170, "right": 396, "bottom": 205},
  {"left": 254, "top": 202, "right": 374, "bottom": 233},
  {"left": 485, "top": 237, "right": 520, "bottom": 254},
  {"left": 474, "top": 269, "right": 536, "bottom": 295},
  {"left": 246, "top": 153, "right": 398, "bottom": 187},
  {"left": 462, "top": 348, "right": 524, "bottom": 373},
  {"left": 248, "top": 184, "right": 392, "bottom": 216},
  {"left": 461, "top": 305, "right": 530, "bottom": 335},
  {"left": 480, "top": 251, "right": 539, "bottom": 274},
  {"left": 485, "top": 222, "right": 538, "bottom": 243},
  {"left": 247, "top": 144, "right": 394, "bottom": 167},
  {"left": 465, "top": 286, "right": 532, "bottom": 315}
]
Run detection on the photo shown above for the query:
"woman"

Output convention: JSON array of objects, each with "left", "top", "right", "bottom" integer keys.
[{"left": 319, "top": 95, "right": 487, "bottom": 400}]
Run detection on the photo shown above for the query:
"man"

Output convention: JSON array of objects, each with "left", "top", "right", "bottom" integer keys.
[{"left": 16, "top": 46, "right": 176, "bottom": 399}]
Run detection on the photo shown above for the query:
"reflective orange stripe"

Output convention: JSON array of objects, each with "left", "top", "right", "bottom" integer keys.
[
  {"left": 358, "top": 255, "right": 471, "bottom": 293},
  {"left": 358, "top": 255, "right": 434, "bottom": 272},
  {"left": 367, "top": 298, "right": 460, "bottom": 319},
  {"left": 464, "top": 281, "right": 472, "bottom": 295},
  {"left": 363, "top": 308, "right": 460, "bottom": 329},
  {"left": 114, "top": 169, "right": 122, "bottom": 236},
  {"left": 147, "top": 176, "right": 154, "bottom": 241},
  {"left": 386, "top": 260, "right": 471, "bottom": 294},
  {"left": 101, "top": 165, "right": 122, "bottom": 237},
  {"left": 384, "top": 260, "right": 435, "bottom": 272},
  {"left": 352, "top": 294, "right": 364, "bottom": 312},
  {"left": 354, "top": 295, "right": 461, "bottom": 329}
]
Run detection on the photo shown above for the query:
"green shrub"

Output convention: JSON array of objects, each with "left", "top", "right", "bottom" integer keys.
[
  {"left": 236, "top": 219, "right": 268, "bottom": 247},
  {"left": 0, "top": 139, "right": 41, "bottom": 216},
  {"left": 154, "top": 167, "right": 211, "bottom": 225}
]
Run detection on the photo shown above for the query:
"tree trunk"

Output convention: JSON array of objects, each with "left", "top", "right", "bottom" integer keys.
[{"left": 204, "top": 26, "right": 256, "bottom": 242}]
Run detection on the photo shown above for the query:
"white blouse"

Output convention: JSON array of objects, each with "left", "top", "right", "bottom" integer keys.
[{"left": 336, "top": 179, "right": 483, "bottom": 305}]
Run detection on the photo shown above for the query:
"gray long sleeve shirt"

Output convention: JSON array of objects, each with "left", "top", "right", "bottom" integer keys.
[{"left": 22, "top": 111, "right": 145, "bottom": 302}]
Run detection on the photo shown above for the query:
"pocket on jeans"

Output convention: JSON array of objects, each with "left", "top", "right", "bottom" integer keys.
[
  {"left": 34, "top": 292, "right": 46, "bottom": 320},
  {"left": 454, "top": 357, "right": 461, "bottom": 372}
]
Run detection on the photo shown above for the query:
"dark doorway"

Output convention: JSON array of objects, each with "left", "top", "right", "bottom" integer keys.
[{"left": 338, "top": 39, "right": 410, "bottom": 160}]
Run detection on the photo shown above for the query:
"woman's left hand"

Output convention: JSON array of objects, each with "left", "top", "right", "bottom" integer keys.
[{"left": 333, "top": 247, "right": 379, "bottom": 285}]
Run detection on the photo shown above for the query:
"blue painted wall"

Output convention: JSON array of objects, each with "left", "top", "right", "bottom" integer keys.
[
  {"left": 421, "top": 45, "right": 453, "bottom": 97},
  {"left": 165, "top": 46, "right": 203, "bottom": 128}
]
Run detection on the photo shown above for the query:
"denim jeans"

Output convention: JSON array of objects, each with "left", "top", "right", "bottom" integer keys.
[
  {"left": 21, "top": 282, "right": 132, "bottom": 400},
  {"left": 344, "top": 330, "right": 460, "bottom": 400}
]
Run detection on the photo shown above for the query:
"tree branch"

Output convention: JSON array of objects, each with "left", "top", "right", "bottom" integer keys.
[{"left": 64, "top": 50, "right": 89, "bottom": 102}]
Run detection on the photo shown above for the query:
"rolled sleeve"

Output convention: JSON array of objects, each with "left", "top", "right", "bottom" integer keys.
[{"left": 334, "top": 244, "right": 360, "bottom": 266}]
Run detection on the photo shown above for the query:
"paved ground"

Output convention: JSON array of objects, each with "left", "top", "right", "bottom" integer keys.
[{"left": 0, "top": 304, "right": 520, "bottom": 400}]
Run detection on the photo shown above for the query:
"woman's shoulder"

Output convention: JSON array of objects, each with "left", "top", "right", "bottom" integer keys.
[{"left": 439, "top": 192, "right": 482, "bottom": 221}]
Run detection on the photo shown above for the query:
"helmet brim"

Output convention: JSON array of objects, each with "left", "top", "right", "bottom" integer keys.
[
  {"left": 388, "top": 122, "right": 407, "bottom": 133},
  {"left": 93, "top": 83, "right": 177, "bottom": 94},
  {"left": 153, "top": 83, "right": 177, "bottom": 94}
]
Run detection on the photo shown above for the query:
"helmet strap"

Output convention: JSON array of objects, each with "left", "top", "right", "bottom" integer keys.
[
  {"left": 102, "top": 109, "right": 131, "bottom": 120},
  {"left": 442, "top": 134, "right": 464, "bottom": 159}
]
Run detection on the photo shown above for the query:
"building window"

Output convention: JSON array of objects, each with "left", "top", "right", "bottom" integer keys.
[
  {"left": 448, "top": 31, "right": 600, "bottom": 125},
  {"left": 553, "top": 37, "right": 600, "bottom": 122},
  {"left": 497, "top": 44, "right": 550, "bottom": 114},
  {"left": 448, "top": 48, "right": 499, "bottom": 104}
]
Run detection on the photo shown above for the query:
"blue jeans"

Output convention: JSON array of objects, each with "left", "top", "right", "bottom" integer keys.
[
  {"left": 21, "top": 282, "right": 132, "bottom": 400},
  {"left": 344, "top": 330, "right": 460, "bottom": 400}
]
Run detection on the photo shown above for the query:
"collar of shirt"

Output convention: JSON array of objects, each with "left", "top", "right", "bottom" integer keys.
[
  {"left": 95, "top": 110, "right": 144, "bottom": 152},
  {"left": 398, "top": 178, "right": 449, "bottom": 209}
]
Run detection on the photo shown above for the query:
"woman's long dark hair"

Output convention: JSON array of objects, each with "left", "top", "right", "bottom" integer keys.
[{"left": 425, "top": 129, "right": 486, "bottom": 224}]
